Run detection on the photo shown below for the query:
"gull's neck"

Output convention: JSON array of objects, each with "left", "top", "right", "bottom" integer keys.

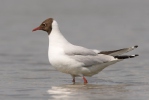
[{"left": 48, "top": 20, "right": 69, "bottom": 47}]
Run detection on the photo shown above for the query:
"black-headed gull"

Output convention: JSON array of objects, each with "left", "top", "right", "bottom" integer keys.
[{"left": 32, "top": 18, "right": 138, "bottom": 84}]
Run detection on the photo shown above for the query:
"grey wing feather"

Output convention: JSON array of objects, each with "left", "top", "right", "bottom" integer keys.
[
  {"left": 64, "top": 44, "right": 115, "bottom": 67},
  {"left": 70, "top": 54, "right": 115, "bottom": 67}
]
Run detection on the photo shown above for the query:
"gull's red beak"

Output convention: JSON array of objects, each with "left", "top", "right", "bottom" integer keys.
[{"left": 32, "top": 26, "right": 41, "bottom": 32}]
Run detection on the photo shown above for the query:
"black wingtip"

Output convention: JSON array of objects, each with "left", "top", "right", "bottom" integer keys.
[
  {"left": 114, "top": 54, "right": 139, "bottom": 59},
  {"left": 129, "top": 54, "right": 139, "bottom": 58},
  {"left": 135, "top": 54, "right": 139, "bottom": 56},
  {"left": 134, "top": 45, "right": 138, "bottom": 48}
]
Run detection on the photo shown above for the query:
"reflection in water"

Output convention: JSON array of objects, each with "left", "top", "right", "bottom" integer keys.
[{"left": 47, "top": 83, "right": 128, "bottom": 100}]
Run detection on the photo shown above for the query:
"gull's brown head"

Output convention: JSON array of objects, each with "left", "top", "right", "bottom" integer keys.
[{"left": 32, "top": 18, "right": 53, "bottom": 34}]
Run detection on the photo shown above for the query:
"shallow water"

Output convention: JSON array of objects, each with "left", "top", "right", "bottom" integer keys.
[{"left": 0, "top": 0, "right": 149, "bottom": 100}]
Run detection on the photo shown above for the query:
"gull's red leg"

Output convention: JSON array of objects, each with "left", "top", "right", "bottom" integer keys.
[
  {"left": 72, "top": 76, "right": 75, "bottom": 83},
  {"left": 72, "top": 78, "right": 75, "bottom": 83},
  {"left": 83, "top": 76, "right": 88, "bottom": 84}
]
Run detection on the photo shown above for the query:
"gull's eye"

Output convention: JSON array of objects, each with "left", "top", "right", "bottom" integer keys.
[{"left": 42, "top": 23, "right": 46, "bottom": 27}]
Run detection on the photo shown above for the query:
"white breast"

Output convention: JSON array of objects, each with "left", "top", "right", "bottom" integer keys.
[{"left": 48, "top": 24, "right": 84, "bottom": 75}]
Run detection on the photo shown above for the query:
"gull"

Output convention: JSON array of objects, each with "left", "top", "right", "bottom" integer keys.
[{"left": 32, "top": 18, "right": 138, "bottom": 84}]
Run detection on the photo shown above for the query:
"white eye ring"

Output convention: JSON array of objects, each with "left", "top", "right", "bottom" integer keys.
[{"left": 42, "top": 23, "right": 46, "bottom": 26}]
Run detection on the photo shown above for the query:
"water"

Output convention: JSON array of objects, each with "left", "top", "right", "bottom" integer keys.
[{"left": 0, "top": 0, "right": 149, "bottom": 100}]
